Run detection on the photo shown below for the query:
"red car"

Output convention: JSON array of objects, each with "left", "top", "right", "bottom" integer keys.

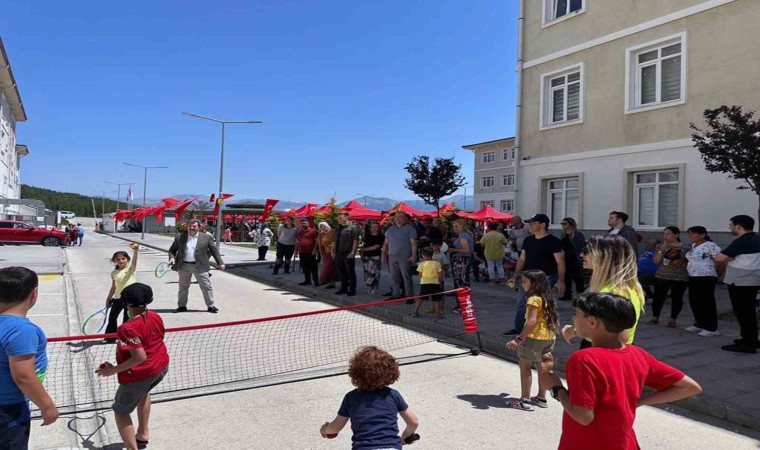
[{"left": 0, "top": 220, "right": 69, "bottom": 246}]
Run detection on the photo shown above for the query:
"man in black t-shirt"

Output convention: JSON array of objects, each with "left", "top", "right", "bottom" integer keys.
[{"left": 504, "top": 214, "right": 565, "bottom": 335}]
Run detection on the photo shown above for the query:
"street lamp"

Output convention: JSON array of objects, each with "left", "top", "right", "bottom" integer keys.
[
  {"left": 105, "top": 181, "right": 135, "bottom": 212},
  {"left": 182, "top": 112, "right": 262, "bottom": 241},
  {"left": 356, "top": 193, "right": 368, "bottom": 207},
  {"left": 462, "top": 184, "right": 473, "bottom": 210},
  {"left": 123, "top": 163, "right": 169, "bottom": 240}
]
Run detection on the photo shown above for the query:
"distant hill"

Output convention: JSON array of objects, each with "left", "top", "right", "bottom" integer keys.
[
  {"left": 20, "top": 184, "right": 121, "bottom": 216},
  {"left": 228, "top": 194, "right": 474, "bottom": 212}
]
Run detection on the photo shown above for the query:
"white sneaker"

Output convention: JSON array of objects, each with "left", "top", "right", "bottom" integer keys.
[
  {"left": 698, "top": 329, "right": 720, "bottom": 337},
  {"left": 684, "top": 326, "right": 702, "bottom": 333}
]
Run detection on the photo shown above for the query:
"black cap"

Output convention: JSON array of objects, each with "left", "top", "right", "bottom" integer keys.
[
  {"left": 121, "top": 283, "right": 154, "bottom": 307},
  {"left": 524, "top": 214, "right": 550, "bottom": 225}
]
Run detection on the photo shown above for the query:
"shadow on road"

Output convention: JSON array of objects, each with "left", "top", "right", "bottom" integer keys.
[{"left": 456, "top": 393, "right": 510, "bottom": 410}]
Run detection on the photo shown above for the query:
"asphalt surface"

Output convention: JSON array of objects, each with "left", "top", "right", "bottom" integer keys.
[{"left": 8, "top": 230, "right": 758, "bottom": 449}]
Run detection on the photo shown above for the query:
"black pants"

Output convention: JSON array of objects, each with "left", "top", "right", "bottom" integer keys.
[
  {"left": 0, "top": 403, "right": 30, "bottom": 450},
  {"left": 563, "top": 265, "right": 585, "bottom": 298},
  {"left": 275, "top": 244, "right": 295, "bottom": 272},
  {"left": 257, "top": 245, "right": 268, "bottom": 260},
  {"left": 336, "top": 251, "right": 357, "bottom": 294},
  {"left": 300, "top": 253, "right": 319, "bottom": 284},
  {"left": 652, "top": 278, "right": 688, "bottom": 319},
  {"left": 728, "top": 284, "right": 760, "bottom": 347},
  {"left": 105, "top": 298, "right": 129, "bottom": 334},
  {"left": 688, "top": 276, "right": 718, "bottom": 332}
]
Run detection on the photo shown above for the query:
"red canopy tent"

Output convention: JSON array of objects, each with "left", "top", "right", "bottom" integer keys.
[
  {"left": 278, "top": 203, "right": 319, "bottom": 219},
  {"left": 463, "top": 205, "right": 513, "bottom": 222},
  {"left": 341, "top": 200, "right": 382, "bottom": 220},
  {"left": 427, "top": 203, "right": 462, "bottom": 218},
  {"left": 387, "top": 202, "right": 427, "bottom": 218}
]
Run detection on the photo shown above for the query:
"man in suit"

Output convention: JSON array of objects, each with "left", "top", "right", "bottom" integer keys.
[{"left": 169, "top": 219, "right": 225, "bottom": 313}]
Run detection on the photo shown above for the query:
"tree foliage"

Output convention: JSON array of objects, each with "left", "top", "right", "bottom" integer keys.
[
  {"left": 188, "top": 200, "right": 212, "bottom": 213},
  {"left": 313, "top": 198, "right": 341, "bottom": 228},
  {"left": 21, "top": 184, "right": 121, "bottom": 216},
  {"left": 404, "top": 156, "right": 465, "bottom": 213},
  {"left": 691, "top": 105, "right": 760, "bottom": 220}
]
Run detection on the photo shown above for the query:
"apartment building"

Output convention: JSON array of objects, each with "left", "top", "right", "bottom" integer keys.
[
  {"left": 462, "top": 137, "right": 516, "bottom": 213},
  {"left": 514, "top": 0, "right": 758, "bottom": 232},
  {"left": 0, "top": 36, "right": 28, "bottom": 215}
]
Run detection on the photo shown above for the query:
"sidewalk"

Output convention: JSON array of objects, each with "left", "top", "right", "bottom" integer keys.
[{"left": 105, "top": 232, "right": 760, "bottom": 434}]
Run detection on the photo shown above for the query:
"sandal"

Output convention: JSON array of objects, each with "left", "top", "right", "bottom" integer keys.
[
  {"left": 506, "top": 398, "right": 534, "bottom": 411},
  {"left": 667, "top": 319, "right": 677, "bottom": 328},
  {"left": 136, "top": 438, "right": 149, "bottom": 449},
  {"left": 646, "top": 318, "right": 659, "bottom": 325}
]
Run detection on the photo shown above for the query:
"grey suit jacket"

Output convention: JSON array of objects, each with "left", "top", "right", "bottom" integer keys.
[{"left": 169, "top": 232, "right": 224, "bottom": 272}]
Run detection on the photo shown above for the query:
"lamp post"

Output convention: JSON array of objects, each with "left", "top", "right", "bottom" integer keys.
[
  {"left": 105, "top": 181, "right": 135, "bottom": 212},
  {"left": 182, "top": 112, "right": 262, "bottom": 241},
  {"left": 123, "top": 163, "right": 168, "bottom": 240},
  {"left": 462, "top": 184, "right": 473, "bottom": 210}
]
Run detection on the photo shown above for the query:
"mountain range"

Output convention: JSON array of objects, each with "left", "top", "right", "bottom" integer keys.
[{"left": 138, "top": 194, "right": 475, "bottom": 212}]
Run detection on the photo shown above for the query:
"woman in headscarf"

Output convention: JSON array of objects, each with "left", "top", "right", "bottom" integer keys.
[{"left": 317, "top": 222, "right": 340, "bottom": 289}]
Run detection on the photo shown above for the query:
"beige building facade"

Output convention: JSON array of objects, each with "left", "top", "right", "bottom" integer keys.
[
  {"left": 516, "top": 0, "right": 759, "bottom": 232},
  {"left": 0, "top": 37, "right": 29, "bottom": 216},
  {"left": 462, "top": 137, "right": 516, "bottom": 213}
]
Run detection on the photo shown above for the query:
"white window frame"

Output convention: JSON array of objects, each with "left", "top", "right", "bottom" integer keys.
[
  {"left": 480, "top": 200, "right": 495, "bottom": 208},
  {"left": 632, "top": 169, "right": 680, "bottom": 229},
  {"left": 546, "top": 177, "right": 580, "bottom": 226},
  {"left": 625, "top": 32, "right": 688, "bottom": 114},
  {"left": 502, "top": 173, "right": 515, "bottom": 187},
  {"left": 502, "top": 148, "right": 516, "bottom": 161},
  {"left": 500, "top": 199, "right": 514, "bottom": 212},
  {"left": 482, "top": 151, "right": 495, "bottom": 164},
  {"left": 542, "top": 0, "right": 586, "bottom": 28},
  {"left": 539, "top": 63, "right": 584, "bottom": 131},
  {"left": 481, "top": 176, "right": 495, "bottom": 188}
]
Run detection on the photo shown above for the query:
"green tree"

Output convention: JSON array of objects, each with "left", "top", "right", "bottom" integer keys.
[
  {"left": 404, "top": 156, "right": 465, "bottom": 214},
  {"left": 313, "top": 198, "right": 341, "bottom": 228},
  {"left": 691, "top": 105, "right": 760, "bottom": 222}
]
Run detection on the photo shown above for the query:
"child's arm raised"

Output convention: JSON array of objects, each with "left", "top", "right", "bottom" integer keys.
[
  {"left": 130, "top": 244, "right": 140, "bottom": 271},
  {"left": 638, "top": 375, "right": 702, "bottom": 408},
  {"left": 9, "top": 355, "right": 58, "bottom": 425},
  {"left": 399, "top": 409, "right": 419, "bottom": 441},
  {"left": 320, "top": 415, "right": 349, "bottom": 437}
]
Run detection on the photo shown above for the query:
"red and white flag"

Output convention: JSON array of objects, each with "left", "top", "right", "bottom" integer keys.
[
  {"left": 261, "top": 198, "right": 279, "bottom": 221},
  {"left": 212, "top": 193, "right": 235, "bottom": 217}
]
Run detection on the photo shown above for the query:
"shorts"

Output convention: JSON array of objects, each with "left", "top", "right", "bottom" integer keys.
[
  {"left": 420, "top": 283, "right": 443, "bottom": 302},
  {"left": 0, "top": 402, "right": 30, "bottom": 450},
  {"left": 112, "top": 367, "right": 168, "bottom": 415},
  {"left": 516, "top": 338, "right": 555, "bottom": 363}
]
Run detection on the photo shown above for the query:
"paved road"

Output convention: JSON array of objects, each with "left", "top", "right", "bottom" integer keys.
[{"left": 13, "top": 232, "right": 759, "bottom": 449}]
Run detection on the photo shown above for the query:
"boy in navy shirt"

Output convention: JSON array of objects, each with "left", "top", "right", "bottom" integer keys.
[
  {"left": 320, "top": 346, "right": 419, "bottom": 449},
  {"left": 0, "top": 267, "right": 58, "bottom": 449}
]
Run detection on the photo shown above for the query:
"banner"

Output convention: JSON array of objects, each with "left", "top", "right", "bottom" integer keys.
[
  {"left": 212, "top": 193, "right": 235, "bottom": 218},
  {"left": 261, "top": 198, "right": 279, "bottom": 221},
  {"left": 456, "top": 288, "right": 479, "bottom": 334}
]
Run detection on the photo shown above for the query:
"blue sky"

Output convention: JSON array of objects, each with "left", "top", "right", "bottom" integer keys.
[{"left": 4, "top": 1, "right": 518, "bottom": 204}]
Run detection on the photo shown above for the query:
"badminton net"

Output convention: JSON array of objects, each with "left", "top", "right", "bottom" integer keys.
[{"left": 42, "top": 287, "right": 480, "bottom": 415}]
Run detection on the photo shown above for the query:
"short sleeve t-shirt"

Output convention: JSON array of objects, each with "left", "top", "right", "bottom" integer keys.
[
  {"left": 522, "top": 234, "right": 563, "bottom": 275},
  {"left": 338, "top": 387, "right": 409, "bottom": 450},
  {"left": 116, "top": 311, "right": 170, "bottom": 385},
  {"left": 111, "top": 266, "right": 136, "bottom": 299},
  {"left": 296, "top": 228, "right": 319, "bottom": 254},
  {"left": 384, "top": 225, "right": 417, "bottom": 258},
  {"left": 559, "top": 345, "right": 684, "bottom": 450},
  {"left": 686, "top": 241, "right": 722, "bottom": 277},
  {"left": 525, "top": 296, "right": 555, "bottom": 340},
  {"left": 363, "top": 233, "right": 385, "bottom": 258},
  {"left": 721, "top": 232, "right": 760, "bottom": 286},
  {"left": 417, "top": 260, "right": 442, "bottom": 284},
  {"left": 277, "top": 225, "right": 298, "bottom": 245},
  {"left": 433, "top": 251, "right": 449, "bottom": 268},
  {"left": 0, "top": 316, "right": 48, "bottom": 406},
  {"left": 481, "top": 231, "right": 507, "bottom": 261}
]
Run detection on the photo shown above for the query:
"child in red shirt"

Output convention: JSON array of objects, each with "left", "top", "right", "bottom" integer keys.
[
  {"left": 96, "top": 283, "right": 169, "bottom": 450},
  {"left": 540, "top": 292, "right": 701, "bottom": 450}
]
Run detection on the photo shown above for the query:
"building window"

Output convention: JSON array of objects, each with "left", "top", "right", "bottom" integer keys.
[
  {"left": 482, "top": 151, "right": 495, "bottom": 163},
  {"left": 482, "top": 176, "right": 495, "bottom": 188},
  {"left": 500, "top": 199, "right": 514, "bottom": 212},
  {"left": 626, "top": 33, "right": 687, "bottom": 113},
  {"left": 502, "top": 174, "right": 515, "bottom": 187},
  {"left": 544, "top": 0, "right": 584, "bottom": 25},
  {"left": 547, "top": 177, "right": 579, "bottom": 225},
  {"left": 633, "top": 170, "right": 679, "bottom": 228},
  {"left": 541, "top": 64, "right": 583, "bottom": 129},
  {"left": 502, "top": 148, "right": 516, "bottom": 160},
  {"left": 480, "top": 201, "right": 495, "bottom": 208}
]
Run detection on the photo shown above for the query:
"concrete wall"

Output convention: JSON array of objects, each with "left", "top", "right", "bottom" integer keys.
[{"left": 467, "top": 138, "right": 516, "bottom": 211}]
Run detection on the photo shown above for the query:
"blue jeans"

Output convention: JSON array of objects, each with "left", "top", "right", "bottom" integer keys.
[
  {"left": 77, "top": 234, "right": 84, "bottom": 245},
  {"left": 514, "top": 273, "right": 558, "bottom": 332},
  {"left": 0, "top": 402, "right": 30, "bottom": 450}
]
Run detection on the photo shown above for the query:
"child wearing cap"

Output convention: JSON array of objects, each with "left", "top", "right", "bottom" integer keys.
[{"left": 97, "top": 283, "right": 169, "bottom": 450}]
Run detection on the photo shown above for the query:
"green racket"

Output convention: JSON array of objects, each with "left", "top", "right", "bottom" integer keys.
[
  {"left": 155, "top": 262, "right": 171, "bottom": 278},
  {"left": 81, "top": 306, "right": 109, "bottom": 335}
]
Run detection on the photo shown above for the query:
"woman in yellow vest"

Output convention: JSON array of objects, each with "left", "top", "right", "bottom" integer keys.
[{"left": 562, "top": 234, "right": 644, "bottom": 349}]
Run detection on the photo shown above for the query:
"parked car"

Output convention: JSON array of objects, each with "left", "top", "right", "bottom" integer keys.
[
  {"left": 0, "top": 220, "right": 69, "bottom": 246},
  {"left": 59, "top": 211, "right": 76, "bottom": 219}
]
